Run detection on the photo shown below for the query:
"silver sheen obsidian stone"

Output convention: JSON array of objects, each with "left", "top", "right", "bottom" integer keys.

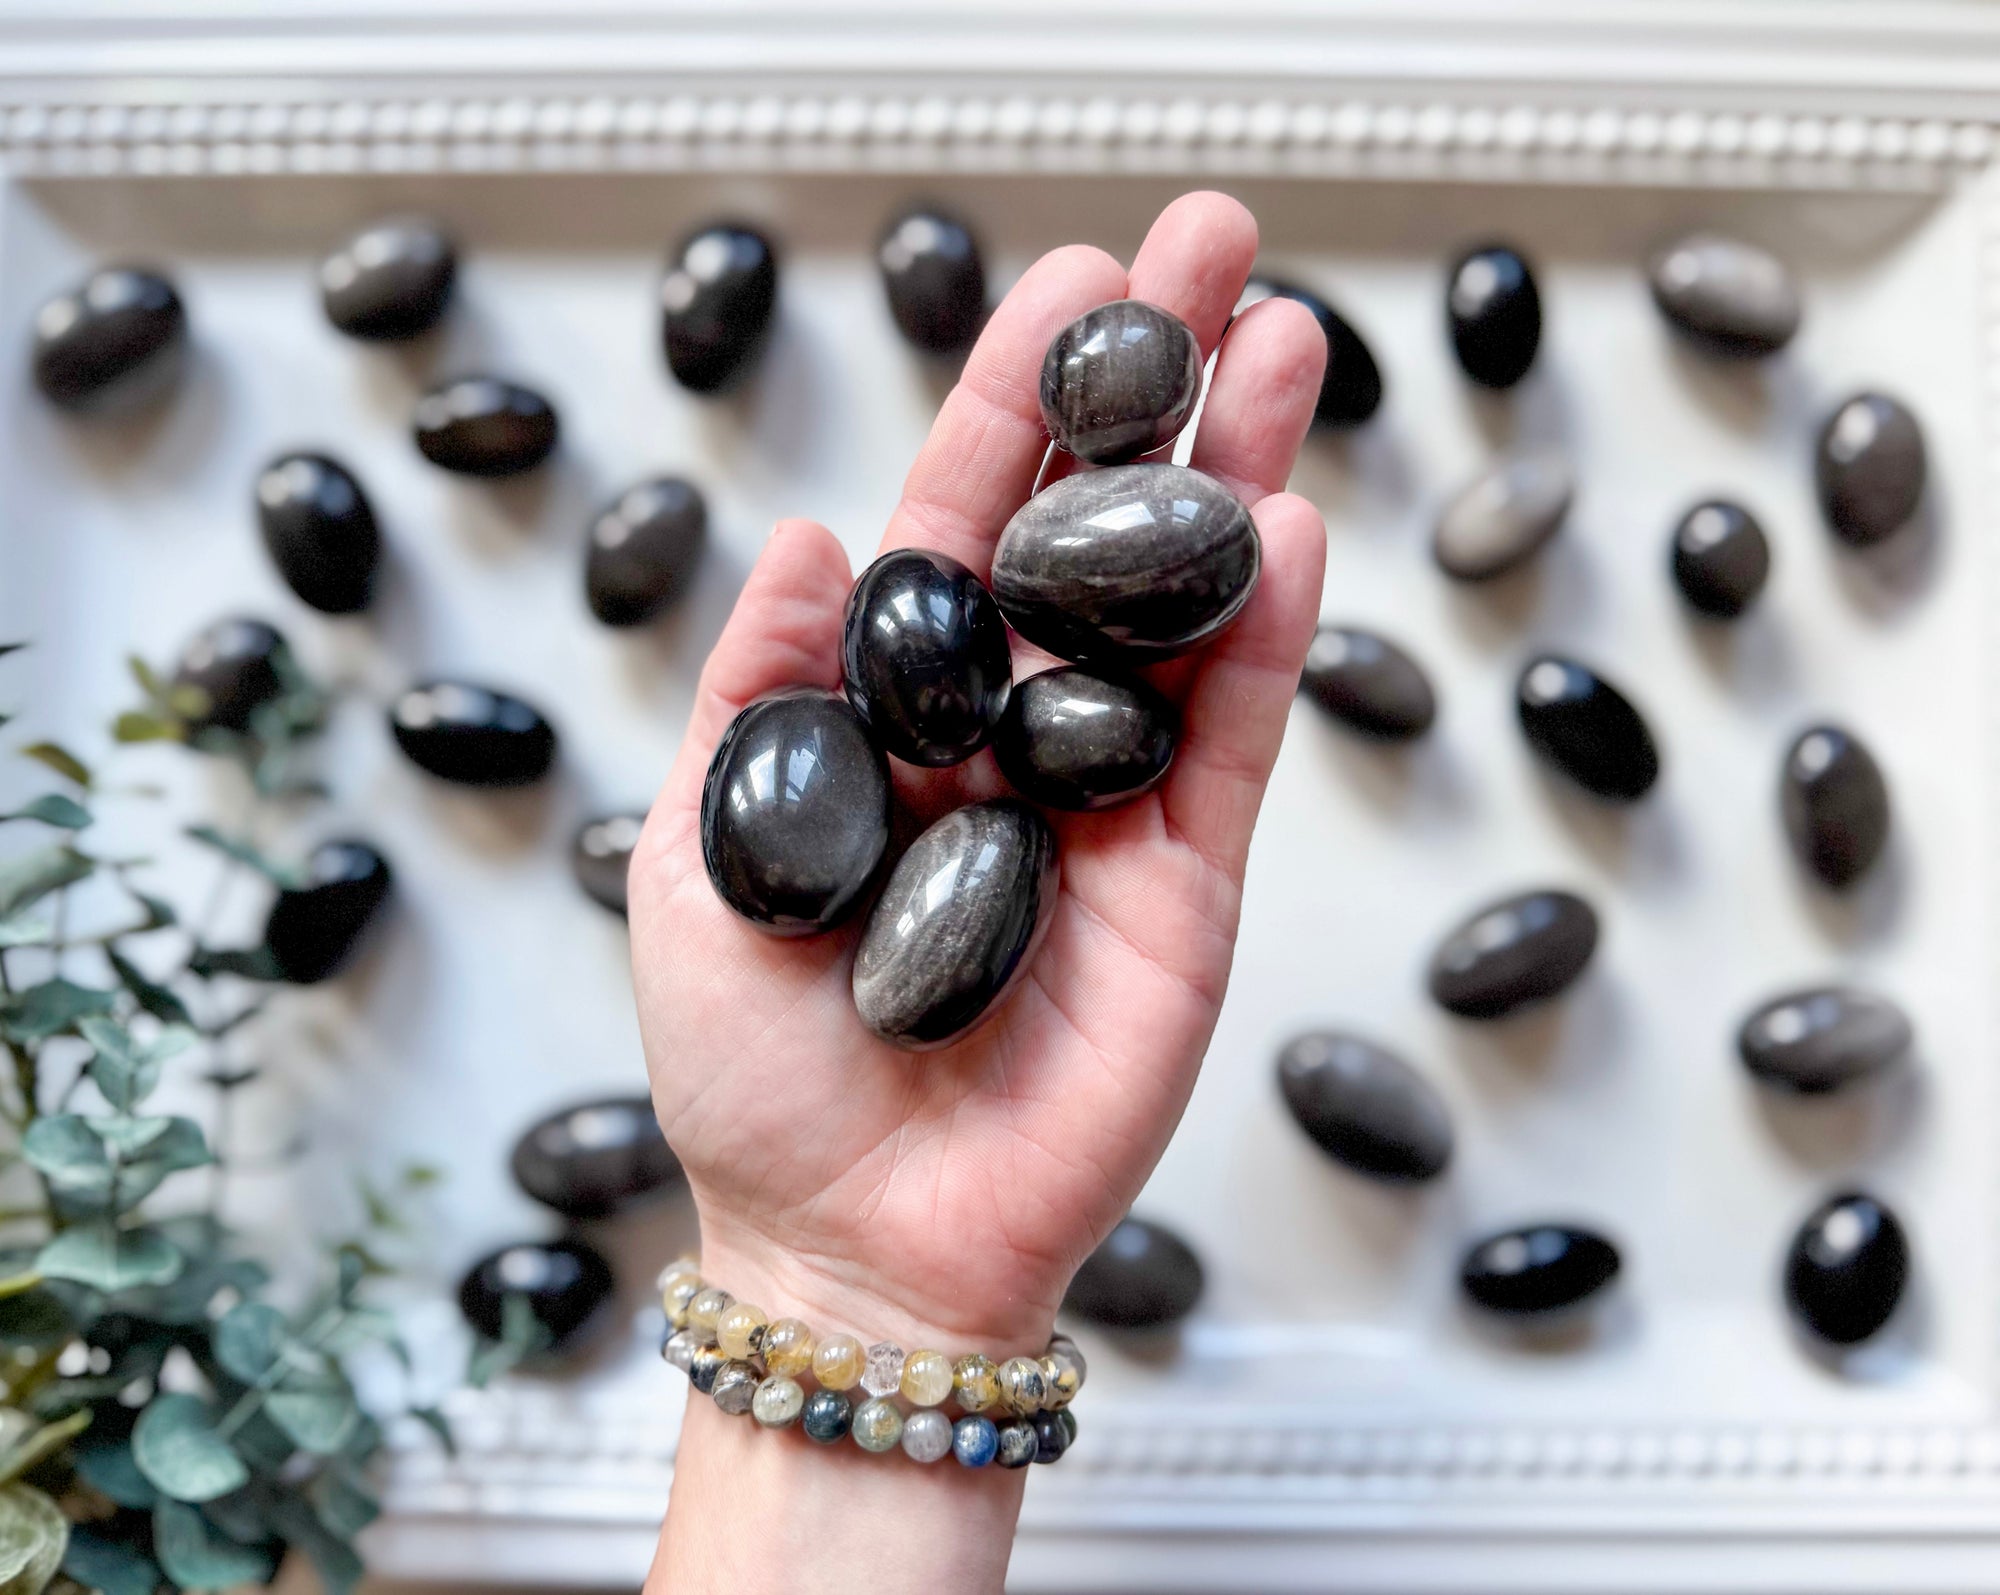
[
  {"left": 1781, "top": 724, "right": 1889, "bottom": 890},
  {"left": 1738, "top": 987, "right": 1913, "bottom": 1096},
  {"left": 319, "top": 217, "right": 456, "bottom": 341},
  {"left": 1433, "top": 452, "right": 1573, "bottom": 581},
  {"left": 991, "top": 666, "right": 1178, "bottom": 811},
  {"left": 1428, "top": 889, "right": 1599, "bottom": 1020},
  {"left": 510, "top": 1095, "right": 682, "bottom": 1219},
  {"left": 256, "top": 452, "right": 380, "bottom": 615},
  {"left": 1064, "top": 1216, "right": 1205, "bottom": 1330},
  {"left": 571, "top": 813, "right": 645, "bottom": 916},
  {"left": 585, "top": 477, "right": 706, "bottom": 627},
  {"left": 1299, "top": 626, "right": 1437, "bottom": 741},
  {"left": 1277, "top": 1031, "right": 1453, "bottom": 1182},
  {"left": 413, "top": 377, "right": 558, "bottom": 477},
  {"left": 1039, "top": 299, "right": 1202, "bottom": 465},
  {"left": 1784, "top": 1190, "right": 1909, "bottom": 1346},
  {"left": 32, "top": 265, "right": 187, "bottom": 410},
  {"left": 1461, "top": 1224, "right": 1620, "bottom": 1315},
  {"left": 458, "top": 1237, "right": 614, "bottom": 1354},
  {"left": 1647, "top": 233, "right": 1800, "bottom": 358},
  {"left": 1446, "top": 243, "right": 1541, "bottom": 389},
  {"left": 1516, "top": 654, "right": 1660, "bottom": 803},
  {"left": 1671, "top": 499, "right": 1770, "bottom": 619},
  {"left": 389, "top": 681, "right": 557, "bottom": 788},
  {"left": 1815, "top": 392, "right": 1926, "bottom": 547},
  {"left": 171, "top": 617, "right": 290, "bottom": 737},
  {"left": 879, "top": 207, "right": 986, "bottom": 355},
  {"left": 263, "top": 840, "right": 392, "bottom": 985},
  {"left": 661, "top": 223, "right": 778, "bottom": 394}
]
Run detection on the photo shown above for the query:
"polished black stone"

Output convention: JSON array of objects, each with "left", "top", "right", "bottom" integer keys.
[
  {"left": 1039, "top": 299, "right": 1203, "bottom": 465},
  {"left": 389, "top": 681, "right": 557, "bottom": 787},
  {"left": 991, "top": 463, "right": 1259, "bottom": 665},
  {"left": 1031, "top": 1410, "right": 1070, "bottom": 1465},
  {"left": 841, "top": 548, "right": 1012, "bottom": 767},
  {"left": 879, "top": 208, "right": 985, "bottom": 355},
  {"left": 255, "top": 452, "right": 380, "bottom": 615},
  {"left": 992, "top": 666, "right": 1178, "bottom": 811},
  {"left": 1239, "top": 276, "right": 1382, "bottom": 429},
  {"left": 700, "top": 690, "right": 891, "bottom": 935},
  {"left": 172, "top": 618, "right": 289, "bottom": 736},
  {"left": 1516, "top": 654, "right": 1660, "bottom": 802},
  {"left": 1433, "top": 452, "right": 1573, "bottom": 581},
  {"left": 263, "top": 840, "right": 391, "bottom": 984},
  {"left": 413, "top": 377, "right": 558, "bottom": 477},
  {"left": 1277, "top": 1031, "right": 1453, "bottom": 1182},
  {"left": 32, "top": 266, "right": 187, "bottom": 411},
  {"left": 1461, "top": 1225, "right": 1620, "bottom": 1315},
  {"left": 509, "top": 1095, "right": 682, "bottom": 1219},
  {"left": 572, "top": 813, "right": 644, "bottom": 916},
  {"left": 1647, "top": 234, "right": 1800, "bottom": 359},
  {"left": 1447, "top": 243, "right": 1541, "bottom": 389},
  {"left": 661, "top": 223, "right": 778, "bottom": 394},
  {"left": 1299, "top": 626, "right": 1436, "bottom": 741},
  {"left": 458, "top": 1238, "right": 614, "bottom": 1352},
  {"left": 585, "top": 477, "right": 706, "bottom": 627},
  {"left": 1815, "top": 392, "right": 1926, "bottom": 547},
  {"left": 1781, "top": 724, "right": 1889, "bottom": 890},
  {"left": 318, "top": 217, "right": 456, "bottom": 342},
  {"left": 1738, "top": 986, "right": 1913, "bottom": 1096},
  {"left": 801, "top": 1389, "right": 852, "bottom": 1444},
  {"left": 1063, "top": 1216, "right": 1205, "bottom": 1330},
  {"left": 851, "top": 800, "right": 1057, "bottom": 1048},
  {"left": 1671, "top": 499, "right": 1770, "bottom": 619},
  {"left": 1428, "top": 889, "right": 1599, "bottom": 1020},
  {"left": 1784, "top": 1191, "right": 1909, "bottom": 1346}
]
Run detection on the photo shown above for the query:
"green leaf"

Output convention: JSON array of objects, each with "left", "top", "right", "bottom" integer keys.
[
  {"left": 181, "top": 828, "right": 303, "bottom": 890},
  {"left": 61, "top": 1527, "right": 159, "bottom": 1595},
  {"left": 104, "top": 950, "right": 191, "bottom": 1028},
  {"left": 0, "top": 979, "right": 114, "bottom": 1043},
  {"left": 150, "top": 1500, "right": 276, "bottom": 1592},
  {"left": 211, "top": 1302, "right": 287, "bottom": 1385},
  {"left": 0, "top": 847, "right": 92, "bottom": 919},
  {"left": 316, "top": 1306, "right": 396, "bottom": 1357},
  {"left": 36, "top": 1224, "right": 181, "bottom": 1294},
  {"left": 224, "top": 1411, "right": 292, "bottom": 1477},
  {"left": 17, "top": 744, "right": 89, "bottom": 791},
  {"left": 185, "top": 945, "right": 281, "bottom": 984},
  {"left": 80, "top": 1018, "right": 193, "bottom": 1113},
  {"left": 21, "top": 1116, "right": 111, "bottom": 1203},
  {"left": 130, "top": 1396, "right": 246, "bottom": 1505},
  {"left": 263, "top": 1387, "right": 358, "bottom": 1457},
  {"left": 467, "top": 1292, "right": 549, "bottom": 1389},
  {"left": 91, "top": 1116, "right": 212, "bottom": 1211},
  {"left": 71, "top": 1432, "right": 158, "bottom": 1509},
  {"left": 0, "top": 914, "right": 51, "bottom": 949},
  {"left": 309, "top": 1469, "right": 378, "bottom": 1539},
  {"left": 3, "top": 795, "right": 89, "bottom": 831},
  {"left": 126, "top": 656, "right": 163, "bottom": 703},
  {"left": 0, "top": 1481, "right": 68, "bottom": 1595},
  {"left": 0, "top": 1409, "right": 90, "bottom": 1488},
  {"left": 409, "top": 1405, "right": 456, "bottom": 1458},
  {"left": 264, "top": 1493, "right": 360, "bottom": 1595},
  {"left": 110, "top": 714, "right": 178, "bottom": 745},
  {"left": 126, "top": 889, "right": 176, "bottom": 931},
  {"left": 0, "top": 1290, "right": 71, "bottom": 1352}
]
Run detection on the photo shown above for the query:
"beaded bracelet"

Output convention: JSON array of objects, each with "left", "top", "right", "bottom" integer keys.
[{"left": 654, "top": 1256, "right": 1084, "bottom": 1469}]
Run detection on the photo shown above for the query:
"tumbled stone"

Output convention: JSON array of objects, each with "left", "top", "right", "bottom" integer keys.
[
  {"left": 32, "top": 266, "right": 187, "bottom": 410},
  {"left": 457, "top": 1237, "right": 614, "bottom": 1352},
  {"left": 389, "top": 681, "right": 557, "bottom": 787},
  {"left": 172, "top": 618, "right": 290, "bottom": 737},
  {"left": 1299, "top": 626, "right": 1436, "bottom": 741},
  {"left": 700, "top": 690, "right": 891, "bottom": 935},
  {"left": 1433, "top": 452, "right": 1572, "bottom": 581},
  {"left": 1784, "top": 1190, "right": 1909, "bottom": 1346},
  {"left": 1516, "top": 654, "right": 1660, "bottom": 802},
  {"left": 1428, "top": 889, "right": 1599, "bottom": 1020},
  {"left": 879, "top": 208, "right": 985, "bottom": 355},
  {"left": 1670, "top": 499, "right": 1770, "bottom": 619},
  {"left": 1781, "top": 724, "right": 1889, "bottom": 890},
  {"left": 1737, "top": 987, "right": 1913, "bottom": 1096},
  {"left": 711, "top": 1360, "right": 759, "bottom": 1416},
  {"left": 991, "top": 463, "right": 1259, "bottom": 665},
  {"left": 1039, "top": 299, "right": 1202, "bottom": 465},
  {"left": 1648, "top": 233, "right": 1800, "bottom": 358},
  {"left": 1237, "top": 276, "right": 1382, "bottom": 429},
  {"left": 255, "top": 452, "right": 380, "bottom": 615},
  {"left": 1815, "top": 392, "right": 1926, "bottom": 547},
  {"left": 842, "top": 548, "right": 1012, "bottom": 766},
  {"left": 1447, "top": 244, "right": 1541, "bottom": 389},
  {"left": 851, "top": 800, "right": 1058, "bottom": 1049},
  {"left": 585, "top": 477, "right": 706, "bottom": 627},
  {"left": 263, "top": 839, "right": 392, "bottom": 984},
  {"left": 1277, "top": 1031, "right": 1453, "bottom": 1182},
  {"left": 1460, "top": 1224, "right": 1620, "bottom": 1315},
  {"left": 509, "top": 1095, "right": 682, "bottom": 1219},
  {"left": 572, "top": 813, "right": 644, "bottom": 916},
  {"left": 1063, "top": 1215, "right": 1204, "bottom": 1330},
  {"left": 319, "top": 217, "right": 456, "bottom": 341},
  {"left": 661, "top": 223, "right": 778, "bottom": 394},
  {"left": 413, "top": 377, "right": 558, "bottom": 477},
  {"left": 992, "top": 666, "right": 1178, "bottom": 811}
]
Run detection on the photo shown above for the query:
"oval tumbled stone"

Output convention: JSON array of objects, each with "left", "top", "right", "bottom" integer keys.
[
  {"left": 701, "top": 690, "right": 890, "bottom": 936},
  {"left": 1781, "top": 724, "right": 1889, "bottom": 890},
  {"left": 1299, "top": 625, "right": 1436, "bottom": 741},
  {"left": 33, "top": 265, "right": 188, "bottom": 410},
  {"left": 1784, "top": 1191, "right": 1909, "bottom": 1346},
  {"left": 1277, "top": 1031, "right": 1452, "bottom": 1182},
  {"left": 1461, "top": 1224, "right": 1620, "bottom": 1315},
  {"left": 1671, "top": 499, "right": 1770, "bottom": 619},
  {"left": 1738, "top": 987, "right": 1912, "bottom": 1096},
  {"left": 172, "top": 617, "right": 290, "bottom": 737},
  {"left": 256, "top": 452, "right": 380, "bottom": 615},
  {"left": 389, "top": 681, "right": 556, "bottom": 787},
  {"left": 572, "top": 813, "right": 644, "bottom": 916},
  {"left": 991, "top": 463, "right": 1259, "bottom": 666},
  {"left": 1433, "top": 452, "right": 1572, "bottom": 581},
  {"left": 852, "top": 800, "right": 1057, "bottom": 1049},
  {"left": 413, "top": 377, "right": 558, "bottom": 477},
  {"left": 1815, "top": 391, "right": 1926, "bottom": 548},
  {"left": 319, "top": 217, "right": 456, "bottom": 341},
  {"left": 1447, "top": 243, "right": 1541, "bottom": 389},
  {"left": 1064, "top": 1216, "right": 1204, "bottom": 1330},
  {"left": 879, "top": 208, "right": 985, "bottom": 355},
  {"left": 1428, "top": 889, "right": 1599, "bottom": 1020},
  {"left": 661, "top": 223, "right": 778, "bottom": 394},
  {"left": 1238, "top": 276, "right": 1382, "bottom": 429},
  {"left": 263, "top": 839, "right": 392, "bottom": 984},
  {"left": 992, "top": 666, "right": 1178, "bottom": 811},
  {"left": 510, "top": 1095, "right": 681, "bottom": 1220},
  {"left": 1516, "top": 654, "right": 1660, "bottom": 802},
  {"left": 1039, "top": 299, "right": 1202, "bottom": 465},
  {"left": 585, "top": 477, "right": 706, "bottom": 627},
  {"left": 1648, "top": 233, "right": 1800, "bottom": 358},
  {"left": 458, "top": 1238, "right": 614, "bottom": 1353}
]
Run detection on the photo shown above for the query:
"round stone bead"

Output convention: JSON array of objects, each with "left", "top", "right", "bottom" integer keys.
[
  {"left": 1058, "top": 1409, "right": 1078, "bottom": 1445},
  {"left": 711, "top": 1360, "right": 759, "bottom": 1415},
  {"left": 999, "top": 1356, "right": 1046, "bottom": 1416},
  {"left": 660, "top": 1328, "right": 701, "bottom": 1373},
  {"left": 1032, "top": 1411, "right": 1070, "bottom": 1464},
  {"left": 716, "top": 1303, "right": 767, "bottom": 1360},
  {"left": 801, "top": 1390, "right": 852, "bottom": 1445},
  {"left": 1671, "top": 500, "right": 1771, "bottom": 620},
  {"left": 689, "top": 1345, "right": 727, "bottom": 1396},
  {"left": 1048, "top": 1334, "right": 1087, "bottom": 1387},
  {"left": 902, "top": 1408, "right": 954, "bottom": 1464},
  {"left": 656, "top": 1255, "right": 700, "bottom": 1287},
  {"left": 953, "top": 1354, "right": 1000, "bottom": 1413},
  {"left": 861, "top": 1342, "right": 907, "bottom": 1398},
  {"left": 812, "top": 1333, "right": 865, "bottom": 1391},
  {"left": 659, "top": 1270, "right": 701, "bottom": 1322},
  {"left": 851, "top": 1397, "right": 905, "bottom": 1453},
  {"left": 1039, "top": 299, "right": 1203, "bottom": 465},
  {"left": 1039, "top": 1351, "right": 1081, "bottom": 1411},
  {"left": 996, "top": 1420, "right": 1038, "bottom": 1469},
  {"left": 900, "top": 1349, "right": 955, "bottom": 1407},
  {"left": 761, "top": 1318, "right": 816, "bottom": 1378},
  {"left": 752, "top": 1375, "right": 805, "bottom": 1429},
  {"left": 953, "top": 1415, "right": 1000, "bottom": 1468},
  {"left": 686, "top": 1288, "right": 733, "bottom": 1336}
]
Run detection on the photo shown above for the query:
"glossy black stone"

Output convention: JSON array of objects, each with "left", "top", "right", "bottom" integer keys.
[
  {"left": 171, "top": 618, "right": 289, "bottom": 736},
  {"left": 457, "top": 1238, "right": 614, "bottom": 1353},
  {"left": 1815, "top": 392, "right": 1926, "bottom": 547},
  {"left": 318, "top": 217, "right": 456, "bottom": 341},
  {"left": 1784, "top": 1191, "right": 1909, "bottom": 1346},
  {"left": 700, "top": 690, "right": 891, "bottom": 935},
  {"left": 32, "top": 266, "right": 188, "bottom": 410},
  {"left": 1738, "top": 986, "right": 1913, "bottom": 1096},
  {"left": 1647, "top": 234, "right": 1800, "bottom": 359},
  {"left": 1428, "top": 889, "right": 1599, "bottom": 1020},
  {"left": 1064, "top": 1216, "right": 1205, "bottom": 1330},
  {"left": 509, "top": 1095, "right": 682, "bottom": 1219},
  {"left": 801, "top": 1390, "right": 852, "bottom": 1444},
  {"left": 255, "top": 452, "right": 380, "bottom": 614},
  {"left": 1277, "top": 1031, "right": 1453, "bottom": 1182},
  {"left": 1239, "top": 276, "right": 1382, "bottom": 429},
  {"left": 585, "top": 477, "right": 706, "bottom": 627},
  {"left": 1447, "top": 244, "right": 1541, "bottom": 389},
  {"left": 879, "top": 208, "right": 985, "bottom": 355},
  {"left": 992, "top": 666, "right": 1178, "bottom": 811},
  {"left": 661, "top": 223, "right": 778, "bottom": 394},
  {"left": 263, "top": 840, "right": 391, "bottom": 985},
  {"left": 572, "top": 813, "right": 644, "bottom": 916},
  {"left": 1031, "top": 1411, "right": 1070, "bottom": 1465},
  {"left": 413, "top": 377, "right": 558, "bottom": 477},
  {"left": 1461, "top": 1225, "right": 1620, "bottom": 1316},
  {"left": 1671, "top": 499, "right": 1770, "bottom": 619},
  {"left": 1039, "top": 299, "right": 1203, "bottom": 465},
  {"left": 841, "top": 548, "right": 1012, "bottom": 766},
  {"left": 1516, "top": 654, "right": 1660, "bottom": 802},
  {"left": 1299, "top": 626, "right": 1437, "bottom": 741},
  {"left": 1781, "top": 724, "right": 1890, "bottom": 890},
  {"left": 389, "top": 681, "right": 557, "bottom": 788},
  {"left": 991, "top": 463, "right": 1259, "bottom": 665}
]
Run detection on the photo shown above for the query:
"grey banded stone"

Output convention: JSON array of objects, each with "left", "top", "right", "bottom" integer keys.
[
  {"left": 1299, "top": 626, "right": 1436, "bottom": 741},
  {"left": 1064, "top": 1216, "right": 1204, "bottom": 1330},
  {"left": 1815, "top": 392, "right": 1926, "bottom": 547},
  {"left": 510, "top": 1095, "right": 681, "bottom": 1219},
  {"left": 1428, "top": 889, "right": 1599, "bottom": 1020},
  {"left": 1647, "top": 233, "right": 1801, "bottom": 357},
  {"left": 1039, "top": 299, "right": 1202, "bottom": 465},
  {"left": 1277, "top": 1031, "right": 1452, "bottom": 1182},
  {"left": 1738, "top": 987, "right": 1912, "bottom": 1095},
  {"left": 1433, "top": 452, "right": 1572, "bottom": 581},
  {"left": 1781, "top": 724, "right": 1889, "bottom": 890}
]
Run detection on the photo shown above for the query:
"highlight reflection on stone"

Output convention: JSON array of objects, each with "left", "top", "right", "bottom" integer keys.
[
  {"left": 1238, "top": 275, "right": 1382, "bottom": 428},
  {"left": 1671, "top": 499, "right": 1770, "bottom": 619},
  {"left": 1428, "top": 889, "right": 1599, "bottom": 1020},
  {"left": 256, "top": 452, "right": 380, "bottom": 615},
  {"left": 172, "top": 618, "right": 290, "bottom": 737},
  {"left": 1461, "top": 1224, "right": 1620, "bottom": 1315},
  {"left": 1784, "top": 1191, "right": 1908, "bottom": 1346},
  {"left": 585, "top": 477, "right": 706, "bottom": 627},
  {"left": 1277, "top": 1030, "right": 1453, "bottom": 1182},
  {"left": 1647, "top": 233, "right": 1800, "bottom": 358},
  {"left": 1815, "top": 391, "right": 1926, "bottom": 547},
  {"left": 572, "top": 813, "right": 644, "bottom": 916},
  {"left": 1039, "top": 299, "right": 1202, "bottom": 465},
  {"left": 413, "top": 377, "right": 558, "bottom": 476},
  {"left": 1433, "top": 452, "right": 1572, "bottom": 581},
  {"left": 1781, "top": 723, "right": 1890, "bottom": 890},
  {"left": 1064, "top": 1216, "right": 1204, "bottom": 1330},
  {"left": 33, "top": 266, "right": 187, "bottom": 410},
  {"left": 1516, "top": 654, "right": 1660, "bottom": 802},
  {"left": 509, "top": 1095, "right": 682, "bottom": 1218},
  {"left": 879, "top": 208, "right": 986, "bottom": 355},
  {"left": 1447, "top": 243, "right": 1541, "bottom": 389},
  {"left": 319, "top": 217, "right": 456, "bottom": 341},
  {"left": 1299, "top": 626, "right": 1436, "bottom": 741},
  {"left": 991, "top": 666, "right": 1178, "bottom": 810},
  {"left": 1738, "top": 987, "right": 1912, "bottom": 1096},
  {"left": 458, "top": 1237, "right": 614, "bottom": 1353},
  {"left": 389, "top": 681, "right": 557, "bottom": 787},
  {"left": 661, "top": 223, "right": 778, "bottom": 394},
  {"left": 263, "top": 840, "right": 392, "bottom": 984}
]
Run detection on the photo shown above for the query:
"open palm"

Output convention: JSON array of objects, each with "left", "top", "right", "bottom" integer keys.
[{"left": 630, "top": 192, "right": 1327, "bottom": 1350}]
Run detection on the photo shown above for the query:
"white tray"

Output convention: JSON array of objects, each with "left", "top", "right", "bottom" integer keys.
[{"left": 4, "top": 6, "right": 2000, "bottom": 1592}]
